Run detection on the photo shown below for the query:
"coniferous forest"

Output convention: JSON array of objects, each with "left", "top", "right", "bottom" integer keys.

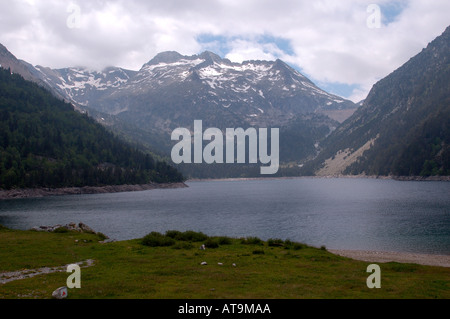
[{"left": 0, "top": 68, "right": 184, "bottom": 190}]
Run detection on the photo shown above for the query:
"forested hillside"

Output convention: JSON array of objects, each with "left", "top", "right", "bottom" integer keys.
[{"left": 0, "top": 68, "right": 184, "bottom": 190}]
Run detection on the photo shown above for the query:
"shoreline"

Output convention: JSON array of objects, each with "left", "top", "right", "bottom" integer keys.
[
  {"left": 2, "top": 220, "right": 448, "bottom": 269},
  {"left": 187, "top": 175, "right": 450, "bottom": 183},
  {"left": 329, "top": 249, "right": 450, "bottom": 268},
  {"left": 1, "top": 175, "right": 447, "bottom": 200},
  {"left": 0, "top": 182, "right": 188, "bottom": 200}
]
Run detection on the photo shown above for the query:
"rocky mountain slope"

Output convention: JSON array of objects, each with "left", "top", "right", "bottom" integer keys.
[{"left": 303, "top": 25, "right": 450, "bottom": 177}]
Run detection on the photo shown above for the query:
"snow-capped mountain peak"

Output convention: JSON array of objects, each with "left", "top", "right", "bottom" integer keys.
[{"left": 12, "top": 50, "right": 356, "bottom": 129}]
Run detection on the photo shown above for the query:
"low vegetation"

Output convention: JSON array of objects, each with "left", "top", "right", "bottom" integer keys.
[{"left": 0, "top": 226, "right": 449, "bottom": 299}]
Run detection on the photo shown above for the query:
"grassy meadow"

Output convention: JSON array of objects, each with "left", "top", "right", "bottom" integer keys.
[{"left": 0, "top": 225, "right": 449, "bottom": 299}]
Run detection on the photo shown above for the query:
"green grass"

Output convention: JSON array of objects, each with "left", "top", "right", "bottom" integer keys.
[{"left": 0, "top": 226, "right": 449, "bottom": 299}]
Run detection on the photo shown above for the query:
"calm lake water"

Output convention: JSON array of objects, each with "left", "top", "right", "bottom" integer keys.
[{"left": 0, "top": 178, "right": 449, "bottom": 255}]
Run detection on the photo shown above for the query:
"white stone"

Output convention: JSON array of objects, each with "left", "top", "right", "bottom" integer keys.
[{"left": 52, "top": 286, "right": 68, "bottom": 299}]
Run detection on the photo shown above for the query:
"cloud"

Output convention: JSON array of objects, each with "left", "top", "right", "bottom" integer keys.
[{"left": 0, "top": 0, "right": 449, "bottom": 101}]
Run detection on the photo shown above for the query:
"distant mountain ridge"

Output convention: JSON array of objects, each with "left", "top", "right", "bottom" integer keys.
[
  {"left": 0, "top": 46, "right": 361, "bottom": 177},
  {"left": 33, "top": 50, "right": 356, "bottom": 130},
  {"left": 2, "top": 25, "right": 449, "bottom": 179},
  {"left": 0, "top": 43, "right": 66, "bottom": 100}
]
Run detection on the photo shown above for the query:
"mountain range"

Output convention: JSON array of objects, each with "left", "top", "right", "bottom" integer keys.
[
  {"left": 1, "top": 25, "right": 449, "bottom": 179},
  {"left": 1, "top": 45, "right": 359, "bottom": 177},
  {"left": 34, "top": 50, "right": 356, "bottom": 129}
]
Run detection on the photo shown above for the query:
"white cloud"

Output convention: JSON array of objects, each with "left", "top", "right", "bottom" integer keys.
[
  {"left": 225, "top": 39, "right": 287, "bottom": 63},
  {"left": 0, "top": 0, "right": 449, "bottom": 101}
]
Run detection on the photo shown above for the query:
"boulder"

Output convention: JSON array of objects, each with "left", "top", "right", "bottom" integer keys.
[
  {"left": 78, "top": 223, "right": 96, "bottom": 234},
  {"left": 52, "top": 286, "right": 68, "bottom": 299},
  {"left": 30, "top": 222, "right": 104, "bottom": 236}
]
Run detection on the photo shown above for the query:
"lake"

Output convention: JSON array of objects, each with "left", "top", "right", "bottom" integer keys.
[{"left": 0, "top": 178, "right": 449, "bottom": 255}]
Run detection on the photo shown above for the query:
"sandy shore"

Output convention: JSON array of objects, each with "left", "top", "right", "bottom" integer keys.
[{"left": 329, "top": 250, "right": 450, "bottom": 268}]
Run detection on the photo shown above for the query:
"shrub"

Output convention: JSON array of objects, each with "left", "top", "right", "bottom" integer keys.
[
  {"left": 252, "top": 249, "right": 265, "bottom": 255},
  {"left": 240, "top": 237, "right": 263, "bottom": 245},
  {"left": 267, "top": 238, "right": 284, "bottom": 247},
  {"left": 165, "top": 230, "right": 182, "bottom": 239},
  {"left": 216, "top": 236, "right": 232, "bottom": 245},
  {"left": 142, "top": 232, "right": 175, "bottom": 247},
  {"left": 166, "top": 230, "right": 208, "bottom": 242},
  {"left": 204, "top": 238, "right": 219, "bottom": 249},
  {"left": 97, "top": 232, "right": 108, "bottom": 241},
  {"left": 178, "top": 230, "right": 209, "bottom": 242},
  {"left": 291, "top": 243, "right": 304, "bottom": 250},
  {"left": 282, "top": 239, "right": 306, "bottom": 250}
]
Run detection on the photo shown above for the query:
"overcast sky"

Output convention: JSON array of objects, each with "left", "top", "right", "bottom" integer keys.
[{"left": 1, "top": 0, "right": 449, "bottom": 102}]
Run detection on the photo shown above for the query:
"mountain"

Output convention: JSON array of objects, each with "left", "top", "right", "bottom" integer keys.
[
  {"left": 31, "top": 51, "right": 357, "bottom": 177},
  {"left": 0, "top": 68, "right": 184, "bottom": 190},
  {"left": 303, "top": 25, "right": 450, "bottom": 177},
  {"left": 0, "top": 43, "right": 39, "bottom": 83},
  {"left": 33, "top": 65, "right": 137, "bottom": 109},
  {"left": 0, "top": 43, "right": 66, "bottom": 100},
  {"left": 1, "top": 43, "right": 359, "bottom": 178},
  {"left": 38, "top": 50, "right": 356, "bottom": 131}
]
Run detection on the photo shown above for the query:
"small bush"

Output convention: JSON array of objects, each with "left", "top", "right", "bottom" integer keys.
[
  {"left": 170, "top": 230, "right": 209, "bottom": 242},
  {"left": 184, "top": 230, "right": 209, "bottom": 242},
  {"left": 97, "top": 232, "right": 108, "bottom": 241},
  {"left": 252, "top": 249, "right": 265, "bottom": 255},
  {"left": 291, "top": 243, "right": 304, "bottom": 250},
  {"left": 204, "top": 238, "right": 219, "bottom": 249},
  {"left": 267, "top": 238, "right": 284, "bottom": 247},
  {"left": 320, "top": 245, "right": 327, "bottom": 251},
  {"left": 165, "top": 230, "right": 182, "bottom": 239},
  {"left": 164, "top": 230, "right": 209, "bottom": 242},
  {"left": 0, "top": 224, "right": 8, "bottom": 231},
  {"left": 240, "top": 237, "right": 263, "bottom": 245},
  {"left": 283, "top": 240, "right": 305, "bottom": 250},
  {"left": 216, "top": 236, "right": 232, "bottom": 245},
  {"left": 142, "top": 232, "right": 175, "bottom": 247}
]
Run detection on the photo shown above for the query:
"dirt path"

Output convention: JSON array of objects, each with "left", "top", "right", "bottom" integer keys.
[{"left": 0, "top": 260, "right": 95, "bottom": 285}]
